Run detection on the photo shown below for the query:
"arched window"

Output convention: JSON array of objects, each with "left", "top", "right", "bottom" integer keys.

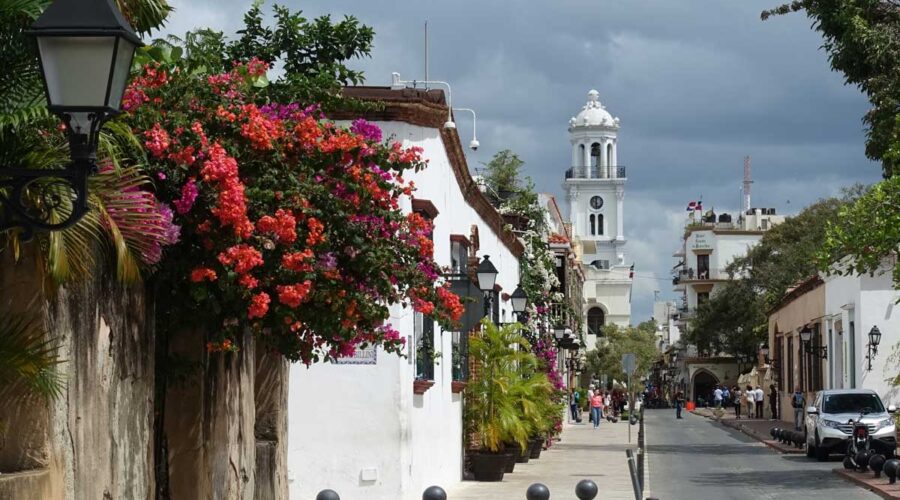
[
  {"left": 590, "top": 143, "right": 601, "bottom": 167},
  {"left": 578, "top": 144, "right": 585, "bottom": 166},
  {"left": 597, "top": 214, "right": 604, "bottom": 235},
  {"left": 589, "top": 214, "right": 595, "bottom": 235},
  {"left": 587, "top": 307, "right": 605, "bottom": 337},
  {"left": 607, "top": 143, "right": 614, "bottom": 167}
]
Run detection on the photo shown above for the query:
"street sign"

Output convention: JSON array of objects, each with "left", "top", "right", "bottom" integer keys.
[{"left": 622, "top": 353, "right": 636, "bottom": 375}]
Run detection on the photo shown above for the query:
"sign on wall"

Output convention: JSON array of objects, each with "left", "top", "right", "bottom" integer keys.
[
  {"left": 334, "top": 346, "right": 377, "bottom": 365},
  {"left": 692, "top": 234, "right": 712, "bottom": 250}
]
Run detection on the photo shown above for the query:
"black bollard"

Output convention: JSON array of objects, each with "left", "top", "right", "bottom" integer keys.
[
  {"left": 770, "top": 427, "right": 778, "bottom": 439},
  {"left": 884, "top": 458, "right": 900, "bottom": 484},
  {"left": 856, "top": 450, "right": 872, "bottom": 472},
  {"left": 526, "top": 483, "right": 550, "bottom": 500},
  {"left": 844, "top": 455, "right": 856, "bottom": 470},
  {"left": 422, "top": 485, "right": 447, "bottom": 500},
  {"left": 575, "top": 479, "right": 598, "bottom": 500},
  {"left": 316, "top": 490, "right": 340, "bottom": 500},
  {"left": 870, "top": 454, "right": 887, "bottom": 478}
]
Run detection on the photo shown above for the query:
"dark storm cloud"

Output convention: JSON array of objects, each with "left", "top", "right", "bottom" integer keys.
[{"left": 161, "top": 0, "right": 882, "bottom": 321}]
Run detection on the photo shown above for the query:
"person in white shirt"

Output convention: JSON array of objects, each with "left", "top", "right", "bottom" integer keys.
[
  {"left": 754, "top": 386, "right": 764, "bottom": 419},
  {"left": 713, "top": 386, "right": 723, "bottom": 409}
]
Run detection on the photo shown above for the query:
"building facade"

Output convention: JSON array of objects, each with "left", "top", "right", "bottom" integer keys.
[
  {"left": 768, "top": 259, "right": 900, "bottom": 423},
  {"left": 286, "top": 88, "right": 523, "bottom": 499},
  {"left": 563, "top": 90, "right": 632, "bottom": 349},
  {"left": 672, "top": 208, "right": 784, "bottom": 401}
]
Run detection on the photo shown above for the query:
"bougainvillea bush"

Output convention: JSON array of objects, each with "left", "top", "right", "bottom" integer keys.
[{"left": 125, "top": 59, "right": 462, "bottom": 363}]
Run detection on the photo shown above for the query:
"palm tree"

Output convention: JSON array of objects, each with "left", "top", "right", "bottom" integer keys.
[{"left": 0, "top": 301, "right": 63, "bottom": 402}]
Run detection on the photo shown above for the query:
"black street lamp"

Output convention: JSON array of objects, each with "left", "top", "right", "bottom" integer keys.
[
  {"left": 476, "top": 255, "right": 498, "bottom": 318},
  {"left": 510, "top": 284, "right": 527, "bottom": 320},
  {"left": 1, "top": 0, "right": 142, "bottom": 238},
  {"left": 800, "top": 325, "right": 827, "bottom": 360},
  {"left": 866, "top": 325, "right": 882, "bottom": 372}
]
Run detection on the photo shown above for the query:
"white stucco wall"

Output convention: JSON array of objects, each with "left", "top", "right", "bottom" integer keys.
[
  {"left": 287, "top": 120, "right": 521, "bottom": 500},
  {"left": 824, "top": 262, "right": 899, "bottom": 404}
]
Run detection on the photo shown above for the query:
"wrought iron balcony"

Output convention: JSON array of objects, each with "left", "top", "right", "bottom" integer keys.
[{"left": 565, "top": 165, "right": 626, "bottom": 180}]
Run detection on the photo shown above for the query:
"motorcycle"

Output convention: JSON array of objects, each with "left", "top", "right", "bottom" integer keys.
[{"left": 844, "top": 408, "right": 874, "bottom": 470}]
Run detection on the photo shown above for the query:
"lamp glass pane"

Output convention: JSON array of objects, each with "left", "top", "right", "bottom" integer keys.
[
  {"left": 511, "top": 297, "right": 527, "bottom": 313},
  {"left": 107, "top": 38, "right": 137, "bottom": 109},
  {"left": 476, "top": 272, "right": 496, "bottom": 292},
  {"left": 38, "top": 36, "right": 115, "bottom": 109}
]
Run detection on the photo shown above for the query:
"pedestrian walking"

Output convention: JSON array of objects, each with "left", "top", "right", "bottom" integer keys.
[
  {"left": 744, "top": 385, "right": 755, "bottom": 417},
  {"left": 791, "top": 387, "right": 806, "bottom": 431},
  {"left": 732, "top": 385, "right": 742, "bottom": 419},
  {"left": 754, "top": 385, "right": 764, "bottom": 419},
  {"left": 713, "top": 385, "right": 723, "bottom": 409},
  {"left": 587, "top": 385, "right": 596, "bottom": 424},
  {"left": 769, "top": 384, "right": 779, "bottom": 420},
  {"left": 590, "top": 392, "right": 603, "bottom": 429},
  {"left": 569, "top": 389, "right": 580, "bottom": 422},
  {"left": 675, "top": 391, "right": 685, "bottom": 419}
]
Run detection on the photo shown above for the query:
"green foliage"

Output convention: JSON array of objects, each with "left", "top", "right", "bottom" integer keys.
[
  {"left": 585, "top": 321, "right": 659, "bottom": 388},
  {"left": 482, "top": 149, "right": 525, "bottom": 204},
  {"left": 686, "top": 280, "right": 767, "bottom": 359},
  {"left": 728, "top": 195, "right": 855, "bottom": 307},
  {"left": 465, "top": 320, "right": 534, "bottom": 452},
  {"left": 762, "top": 0, "right": 900, "bottom": 177},
  {"left": 141, "top": 3, "right": 375, "bottom": 112},
  {"left": 819, "top": 176, "right": 900, "bottom": 290},
  {"left": 0, "top": 308, "right": 63, "bottom": 402}
]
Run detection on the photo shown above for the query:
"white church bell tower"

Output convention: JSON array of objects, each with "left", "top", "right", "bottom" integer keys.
[{"left": 564, "top": 90, "right": 633, "bottom": 348}]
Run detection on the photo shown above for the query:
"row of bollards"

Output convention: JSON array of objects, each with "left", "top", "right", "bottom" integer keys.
[
  {"left": 316, "top": 479, "right": 601, "bottom": 500},
  {"left": 842, "top": 449, "right": 900, "bottom": 484},
  {"left": 770, "top": 427, "right": 804, "bottom": 449}
]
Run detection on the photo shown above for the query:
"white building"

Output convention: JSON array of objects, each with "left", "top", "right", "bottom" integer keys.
[
  {"left": 653, "top": 300, "right": 680, "bottom": 350},
  {"left": 563, "top": 90, "right": 632, "bottom": 349},
  {"left": 823, "top": 259, "right": 899, "bottom": 400},
  {"left": 286, "top": 87, "right": 523, "bottom": 499},
  {"left": 672, "top": 207, "right": 784, "bottom": 400}
]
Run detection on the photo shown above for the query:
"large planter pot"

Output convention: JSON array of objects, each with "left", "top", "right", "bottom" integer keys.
[
  {"left": 514, "top": 444, "right": 531, "bottom": 463},
  {"left": 528, "top": 438, "right": 544, "bottom": 459},
  {"left": 470, "top": 452, "right": 510, "bottom": 482},
  {"left": 503, "top": 451, "right": 517, "bottom": 473}
]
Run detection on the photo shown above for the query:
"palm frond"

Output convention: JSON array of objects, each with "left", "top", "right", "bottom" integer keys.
[
  {"left": 115, "top": 0, "right": 172, "bottom": 35},
  {"left": 0, "top": 309, "right": 64, "bottom": 402}
]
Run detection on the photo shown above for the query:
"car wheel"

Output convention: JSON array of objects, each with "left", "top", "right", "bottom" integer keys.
[{"left": 815, "top": 433, "right": 829, "bottom": 462}]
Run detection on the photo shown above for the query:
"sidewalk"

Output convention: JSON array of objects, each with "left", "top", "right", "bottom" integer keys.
[
  {"left": 447, "top": 419, "right": 638, "bottom": 499},
  {"left": 691, "top": 407, "right": 803, "bottom": 453}
]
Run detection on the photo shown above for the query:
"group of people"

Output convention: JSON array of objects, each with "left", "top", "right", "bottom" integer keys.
[
  {"left": 568, "top": 385, "right": 627, "bottom": 429},
  {"left": 712, "top": 384, "right": 779, "bottom": 420}
]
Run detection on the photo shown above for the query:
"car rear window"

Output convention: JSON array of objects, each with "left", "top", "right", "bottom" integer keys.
[{"left": 823, "top": 393, "right": 885, "bottom": 414}]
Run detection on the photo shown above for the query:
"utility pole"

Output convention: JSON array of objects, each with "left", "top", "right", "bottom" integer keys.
[{"left": 742, "top": 155, "right": 753, "bottom": 213}]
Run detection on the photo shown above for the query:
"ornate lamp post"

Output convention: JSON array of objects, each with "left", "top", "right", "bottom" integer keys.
[
  {"left": 866, "top": 325, "right": 882, "bottom": 371},
  {"left": 800, "top": 325, "right": 827, "bottom": 360},
  {"left": 510, "top": 284, "right": 527, "bottom": 321},
  {"left": 1, "top": 0, "right": 142, "bottom": 238},
  {"left": 476, "top": 255, "right": 498, "bottom": 319}
]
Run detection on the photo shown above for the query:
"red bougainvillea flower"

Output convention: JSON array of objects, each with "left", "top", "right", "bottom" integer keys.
[
  {"left": 276, "top": 281, "right": 313, "bottom": 308},
  {"left": 144, "top": 123, "right": 171, "bottom": 158},
  {"left": 190, "top": 267, "right": 217, "bottom": 282},
  {"left": 217, "top": 244, "right": 263, "bottom": 274},
  {"left": 248, "top": 292, "right": 270, "bottom": 319}
]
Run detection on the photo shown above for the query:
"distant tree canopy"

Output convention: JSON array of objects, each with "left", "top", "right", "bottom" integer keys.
[{"left": 585, "top": 321, "right": 659, "bottom": 386}]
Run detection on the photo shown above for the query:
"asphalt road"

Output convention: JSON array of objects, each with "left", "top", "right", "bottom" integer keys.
[{"left": 645, "top": 410, "right": 879, "bottom": 500}]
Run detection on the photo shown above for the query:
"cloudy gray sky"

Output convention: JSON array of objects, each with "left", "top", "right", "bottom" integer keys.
[{"left": 159, "top": 0, "right": 882, "bottom": 321}]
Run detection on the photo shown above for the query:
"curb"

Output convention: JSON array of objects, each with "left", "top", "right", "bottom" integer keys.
[
  {"left": 833, "top": 468, "right": 900, "bottom": 500},
  {"left": 691, "top": 411, "right": 803, "bottom": 454}
]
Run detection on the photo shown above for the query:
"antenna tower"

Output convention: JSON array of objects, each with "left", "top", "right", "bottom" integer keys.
[{"left": 742, "top": 156, "right": 753, "bottom": 213}]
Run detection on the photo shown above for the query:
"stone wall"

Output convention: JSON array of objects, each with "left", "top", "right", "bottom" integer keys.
[{"left": 0, "top": 244, "right": 155, "bottom": 500}]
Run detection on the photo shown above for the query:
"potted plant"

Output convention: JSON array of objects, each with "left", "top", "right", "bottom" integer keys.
[{"left": 464, "top": 320, "right": 531, "bottom": 481}]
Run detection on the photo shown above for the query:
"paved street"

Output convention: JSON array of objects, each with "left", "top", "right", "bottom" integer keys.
[
  {"left": 447, "top": 418, "right": 637, "bottom": 499},
  {"left": 646, "top": 410, "right": 878, "bottom": 500}
]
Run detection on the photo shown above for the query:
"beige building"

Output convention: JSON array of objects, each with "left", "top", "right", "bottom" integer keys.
[{"left": 768, "top": 276, "right": 826, "bottom": 424}]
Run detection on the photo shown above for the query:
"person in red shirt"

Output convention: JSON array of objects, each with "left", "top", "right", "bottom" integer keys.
[{"left": 590, "top": 393, "right": 603, "bottom": 429}]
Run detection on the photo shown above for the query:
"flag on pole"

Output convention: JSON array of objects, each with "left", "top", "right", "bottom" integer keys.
[{"left": 686, "top": 201, "right": 696, "bottom": 212}]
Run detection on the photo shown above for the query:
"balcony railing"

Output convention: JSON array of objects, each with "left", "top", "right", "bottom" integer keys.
[
  {"left": 565, "top": 165, "right": 626, "bottom": 180},
  {"left": 672, "top": 267, "right": 729, "bottom": 283}
]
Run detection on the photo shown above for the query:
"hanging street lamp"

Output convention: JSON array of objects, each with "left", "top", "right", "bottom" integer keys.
[
  {"left": 510, "top": 284, "right": 527, "bottom": 320},
  {"left": 866, "top": 325, "right": 883, "bottom": 371},
  {"left": 1, "top": 0, "right": 142, "bottom": 239},
  {"left": 476, "top": 255, "right": 499, "bottom": 318}
]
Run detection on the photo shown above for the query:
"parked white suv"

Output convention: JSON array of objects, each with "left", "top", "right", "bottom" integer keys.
[{"left": 805, "top": 389, "right": 897, "bottom": 461}]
